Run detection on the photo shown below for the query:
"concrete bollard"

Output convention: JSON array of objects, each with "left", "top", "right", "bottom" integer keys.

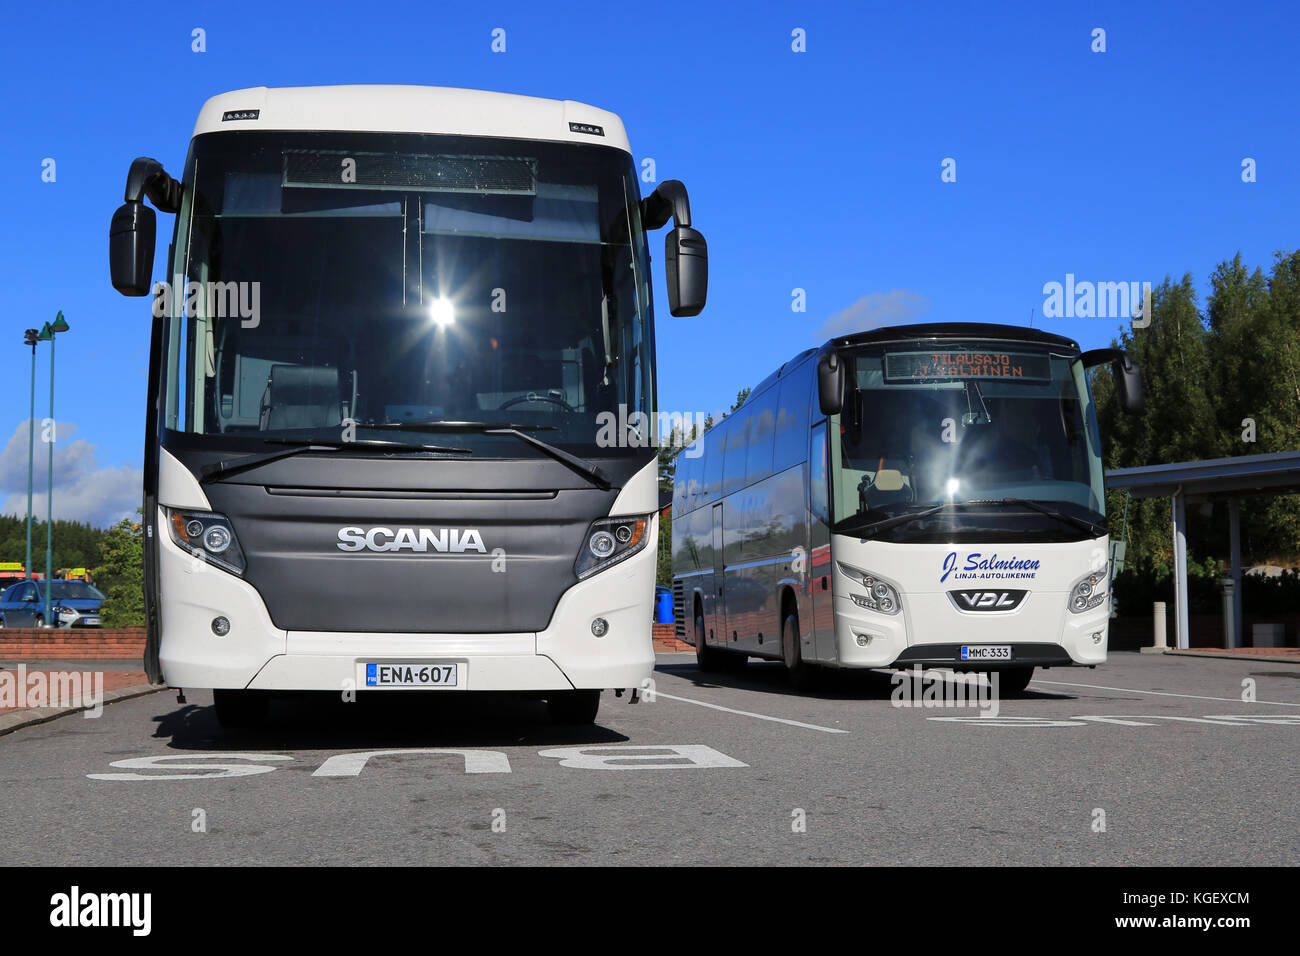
[{"left": 1142, "top": 601, "right": 1169, "bottom": 654}]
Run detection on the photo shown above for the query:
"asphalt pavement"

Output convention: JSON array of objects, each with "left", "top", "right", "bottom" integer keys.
[{"left": 0, "top": 651, "right": 1295, "bottom": 865}]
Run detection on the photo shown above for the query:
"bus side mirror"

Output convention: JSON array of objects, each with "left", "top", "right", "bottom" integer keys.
[
  {"left": 817, "top": 350, "right": 844, "bottom": 416},
  {"left": 642, "top": 180, "right": 707, "bottom": 317},
  {"left": 1114, "top": 354, "right": 1143, "bottom": 414},
  {"left": 110, "top": 200, "right": 156, "bottom": 296},
  {"left": 111, "top": 157, "right": 182, "bottom": 297},
  {"left": 666, "top": 225, "right": 707, "bottom": 317},
  {"left": 1081, "top": 347, "right": 1144, "bottom": 415}
]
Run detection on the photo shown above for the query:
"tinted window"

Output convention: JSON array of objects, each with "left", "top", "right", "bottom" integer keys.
[
  {"left": 774, "top": 360, "right": 812, "bottom": 472},
  {"left": 811, "top": 423, "right": 829, "bottom": 523},
  {"left": 745, "top": 388, "right": 778, "bottom": 486},
  {"left": 673, "top": 449, "right": 690, "bottom": 510},
  {"left": 702, "top": 420, "right": 728, "bottom": 502},
  {"left": 679, "top": 445, "right": 702, "bottom": 512},
  {"left": 722, "top": 409, "right": 752, "bottom": 495}
]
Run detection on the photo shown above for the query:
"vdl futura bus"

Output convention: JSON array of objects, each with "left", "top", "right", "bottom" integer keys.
[
  {"left": 109, "top": 85, "right": 707, "bottom": 726},
  {"left": 671, "top": 323, "right": 1143, "bottom": 694}
]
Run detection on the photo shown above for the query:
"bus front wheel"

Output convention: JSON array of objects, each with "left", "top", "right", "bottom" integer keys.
[
  {"left": 782, "top": 612, "right": 818, "bottom": 691},
  {"left": 547, "top": 689, "right": 600, "bottom": 724},
  {"left": 213, "top": 689, "right": 270, "bottom": 728},
  {"left": 996, "top": 667, "right": 1035, "bottom": 697},
  {"left": 695, "top": 611, "right": 727, "bottom": 672}
]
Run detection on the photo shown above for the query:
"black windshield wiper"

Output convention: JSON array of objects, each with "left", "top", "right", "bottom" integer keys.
[
  {"left": 833, "top": 503, "right": 950, "bottom": 538},
  {"left": 359, "top": 419, "right": 611, "bottom": 491},
  {"left": 199, "top": 437, "right": 472, "bottom": 484},
  {"left": 965, "top": 498, "right": 1107, "bottom": 537}
]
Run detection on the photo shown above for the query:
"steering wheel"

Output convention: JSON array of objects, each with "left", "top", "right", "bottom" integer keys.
[{"left": 497, "top": 392, "right": 576, "bottom": 413}]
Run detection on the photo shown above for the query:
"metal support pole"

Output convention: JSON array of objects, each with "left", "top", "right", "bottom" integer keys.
[
  {"left": 1172, "top": 490, "right": 1190, "bottom": 649},
  {"left": 1228, "top": 497, "right": 1242, "bottom": 649},
  {"left": 44, "top": 331, "right": 55, "bottom": 626},
  {"left": 25, "top": 337, "right": 36, "bottom": 582}
]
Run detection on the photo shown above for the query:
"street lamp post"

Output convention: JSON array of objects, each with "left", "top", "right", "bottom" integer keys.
[
  {"left": 36, "top": 312, "right": 69, "bottom": 627},
  {"left": 23, "top": 329, "right": 38, "bottom": 586}
]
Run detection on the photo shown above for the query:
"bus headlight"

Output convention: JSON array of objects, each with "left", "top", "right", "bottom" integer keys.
[
  {"left": 167, "top": 509, "right": 247, "bottom": 576},
  {"left": 1067, "top": 563, "right": 1109, "bottom": 613},
  {"left": 574, "top": 515, "right": 649, "bottom": 579},
  {"left": 837, "top": 562, "right": 901, "bottom": 615}
]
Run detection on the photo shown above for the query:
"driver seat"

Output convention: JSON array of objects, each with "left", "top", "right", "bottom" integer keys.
[{"left": 259, "top": 365, "right": 343, "bottom": 430}]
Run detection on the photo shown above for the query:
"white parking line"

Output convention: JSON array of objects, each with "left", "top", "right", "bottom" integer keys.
[
  {"left": 1031, "top": 679, "right": 1300, "bottom": 707},
  {"left": 653, "top": 691, "right": 850, "bottom": 734}
]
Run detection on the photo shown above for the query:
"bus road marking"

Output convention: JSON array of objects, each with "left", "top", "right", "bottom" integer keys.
[
  {"left": 1030, "top": 679, "right": 1300, "bottom": 708},
  {"left": 653, "top": 691, "right": 849, "bottom": 734}
]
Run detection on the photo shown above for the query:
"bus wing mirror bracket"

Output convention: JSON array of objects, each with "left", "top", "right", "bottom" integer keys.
[
  {"left": 817, "top": 348, "right": 844, "bottom": 416},
  {"left": 643, "top": 180, "right": 707, "bottom": 317},
  {"left": 111, "top": 157, "right": 182, "bottom": 297},
  {"left": 1081, "top": 348, "right": 1144, "bottom": 415}
]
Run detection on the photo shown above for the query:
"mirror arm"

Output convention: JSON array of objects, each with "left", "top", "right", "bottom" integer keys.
[
  {"left": 1080, "top": 347, "right": 1125, "bottom": 370},
  {"left": 641, "top": 180, "right": 691, "bottom": 230},
  {"left": 124, "top": 157, "right": 182, "bottom": 214}
]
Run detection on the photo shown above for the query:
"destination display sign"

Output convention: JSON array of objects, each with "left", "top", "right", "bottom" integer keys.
[{"left": 884, "top": 350, "right": 1053, "bottom": 383}]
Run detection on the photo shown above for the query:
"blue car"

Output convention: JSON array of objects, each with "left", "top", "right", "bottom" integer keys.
[{"left": 0, "top": 580, "right": 105, "bottom": 629}]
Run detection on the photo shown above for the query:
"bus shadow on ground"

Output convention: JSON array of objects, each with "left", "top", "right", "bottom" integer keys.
[
  {"left": 657, "top": 659, "right": 1074, "bottom": 702},
  {"left": 152, "top": 691, "right": 630, "bottom": 750}
]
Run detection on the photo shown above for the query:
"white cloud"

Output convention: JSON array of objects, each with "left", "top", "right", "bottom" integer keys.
[
  {"left": 0, "top": 420, "right": 142, "bottom": 528},
  {"left": 814, "top": 289, "right": 932, "bottom": 340}
]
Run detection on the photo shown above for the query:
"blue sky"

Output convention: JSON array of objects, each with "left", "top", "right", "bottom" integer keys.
[{"left": 1, "top": 0, "right": 1296, "bottom": 526}]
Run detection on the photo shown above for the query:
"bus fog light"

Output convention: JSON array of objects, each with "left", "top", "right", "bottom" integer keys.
[
  {"left": 211, "top": 616, "right": 231, "bottom": 637},
  {"left": 855, "top": 632, "right": 870, "bottom": 646},
  {"left": 591, "top": 617, "right": 608, "bottom": 637},
  {"left": 1091, "top": 630, "right": 1103, "bottom": 644}
]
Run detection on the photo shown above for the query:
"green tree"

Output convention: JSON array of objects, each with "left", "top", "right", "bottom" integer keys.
[
  {"left": 1094, "top": 255, "right": 1300, "bottom": 591},
  {"left": 1094, "top": 275, "right": 1219, "bottom": 572},
  {"left": 97, "top": 514, "right": 145, "bottom": 627}
]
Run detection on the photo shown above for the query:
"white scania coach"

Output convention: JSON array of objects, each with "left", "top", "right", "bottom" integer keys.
[
  {"left": 671, "top": 323, "right": 1142, "bottom": 694},
  {"left": 109, "top": 85, "right": 707, "bottom": 726}
]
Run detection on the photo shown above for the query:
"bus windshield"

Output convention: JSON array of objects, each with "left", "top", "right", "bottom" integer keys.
[
  {"left": 162, "top": 131, "right": 654, "bottom": 459},
  {"left": 831, "top": 342, "right": 1105, "bottom": 539}
]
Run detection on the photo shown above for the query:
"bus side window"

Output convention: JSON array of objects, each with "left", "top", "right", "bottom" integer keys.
[
  {"left": 810, "top": 422, "right": 829, "bottom": 523},
  {"left": 773, "top": 360, "right": 812, "bottom": 473},
  {"left": 722, "top": 410, "right": 752, "bottom": 496},
  {"left": 703, "top": 419, "right": 728, "bottom": 502}
]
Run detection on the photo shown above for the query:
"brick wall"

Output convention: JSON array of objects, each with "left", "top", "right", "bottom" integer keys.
[
  {"left": 0, "top": 627, "right": 146, "bottom": 660},
  {"left": 2, "top": 625, "right": 694, "bottom": 659},
  {"left": 653, "top": 622, "right": 693, "bottom": 652}
]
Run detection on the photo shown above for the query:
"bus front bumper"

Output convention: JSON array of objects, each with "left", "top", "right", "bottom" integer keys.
[
  {"left": 831, "top": 592, "right": 1110, "bottom": 669},
  {"left": 157, "top": 514, "right": 657, "bottom": 693}
]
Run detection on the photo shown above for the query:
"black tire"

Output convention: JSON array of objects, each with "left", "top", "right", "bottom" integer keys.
[
  {"left": 695, "top": 610, "right": 728, "bottom": 672},
  {"left": 995, "top": 667, "right": 1035, "bottom": 697},
  {"left": 547, "top": 689, "right": 600, "bottom": 724},
  {"left": 213, "top": 689, "right": 271, "bottom": 728},
  {"left": 33, "top": 615, "right": 44, "bottom": 629},
  {"left": 781, "top": 611, "right": 818, "bottom": 691}
]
